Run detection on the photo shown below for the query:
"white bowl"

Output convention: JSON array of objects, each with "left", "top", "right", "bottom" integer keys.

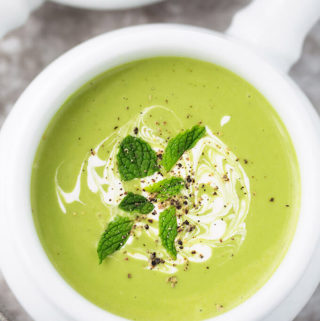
[
  {"left": 0, "top": 0, "right": 166, "bottom": 38},
  {"left": 51, "top": 0, "right": 164, "bottom": 10},
  {"left": 0, "top": 24, "right": 320, "bottom": 321}
]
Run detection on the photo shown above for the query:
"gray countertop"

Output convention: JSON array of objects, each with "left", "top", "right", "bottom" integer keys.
[{"left": 0, "top": 0, "right": 319, "bottom": 320}]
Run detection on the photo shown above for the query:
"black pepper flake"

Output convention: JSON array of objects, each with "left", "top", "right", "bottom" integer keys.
[
  {"left": 152, "top": 258, "right": 163, "bottom": 266},
  {"left": 244, "top": 159, "right": 248, "bottom": 164},
  {"left": 127, "top": 273, "right": 132, "bottom": 279},
  {"left": 145, "top": 224, "right": 149, "bottom": 230},
  {"left": 270, "top": 197, "right": 275, "bottom": 202},
  {"left": 222, "top": 174, "right": 229, "bottom": 182},
  {"left": 133, "top": 127, "right": 138, "bottom": 135},
  {"left": 114, "top": 126, "right": 118, "bottom": 130},
  {"left": 150, "top": 252, "right": 165, "bottom": 268}
]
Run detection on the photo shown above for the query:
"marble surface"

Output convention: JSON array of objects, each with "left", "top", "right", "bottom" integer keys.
[{"left": 0, "top": 0, "right": 319, "bottom": 320}]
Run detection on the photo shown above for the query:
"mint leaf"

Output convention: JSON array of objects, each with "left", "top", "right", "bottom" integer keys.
[
  {"left": 97, "top": 216, "right": 133, "bottom": 264},
  {"left": 159, "top": 207, "right": 178, "bottom": 259},
  {"left": 117, "top": 136, "right": 158, "bottom": 181},
  {"left": 162, "top": 125, "right": 206, "bottom": 171},
  {"left": 119, "top": 192, "right": 154, "bottom": 214},
  {"left": 145, "top": 177, "right": 185, "bottom": 200}
]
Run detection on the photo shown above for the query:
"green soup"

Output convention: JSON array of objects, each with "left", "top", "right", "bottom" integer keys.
[{"left": 31, "top": 57, "right": 300, "bottom": 321}]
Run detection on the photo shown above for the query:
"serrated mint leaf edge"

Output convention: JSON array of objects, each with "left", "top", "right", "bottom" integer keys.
[
  {"left": 145, "top": 177, "right": 185, "bottom": 200},
  {"left": 162, "top": 125, "right": 206, "bottom": 171},
  {"left": 97, "top": 216, "right": 133, "bottom": 264},
  {"left": 119, "top": 192, "right": 154, "bottom": 214},
  {"left": 159, "top": 206, "right": 178, "bottom": 259},
  {"left": 117, "top": 135, "right": 159, "bottom": 181}
]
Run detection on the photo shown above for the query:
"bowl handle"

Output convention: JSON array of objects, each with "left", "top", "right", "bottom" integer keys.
[
  {"left": 226, "top": 0, "right": 320, "bottom": 73},
  {"left": 0, "top": 0, "right": 44, "bottom": 38}
]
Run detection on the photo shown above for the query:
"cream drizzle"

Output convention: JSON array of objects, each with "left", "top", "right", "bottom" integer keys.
[
  {"left": 55, "top": 106, "right": 250, "bottom": 273},
  {"left": 220, "top": 115, "right": 231, "bottom": 127}
]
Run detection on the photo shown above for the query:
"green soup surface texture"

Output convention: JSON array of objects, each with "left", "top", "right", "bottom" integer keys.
[{"left": 31, "top": 57, "right": 300, "bottom": 321}]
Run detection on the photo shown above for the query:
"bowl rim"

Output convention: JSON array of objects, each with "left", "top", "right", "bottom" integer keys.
[
  {"left": 51, "top": 0, "right": 164, "bottom": 10},
  {"left": 1, "top": 23, "right": 320, "bottom": 321}
]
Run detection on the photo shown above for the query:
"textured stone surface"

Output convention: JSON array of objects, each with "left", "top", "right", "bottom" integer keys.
[{"left": 0, "top": 0, "right": 319, "bottom": 320}]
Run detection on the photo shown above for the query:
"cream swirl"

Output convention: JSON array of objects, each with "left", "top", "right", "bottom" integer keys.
[{"left": 55, "top": 105, "right": 251, "bottom": 273}]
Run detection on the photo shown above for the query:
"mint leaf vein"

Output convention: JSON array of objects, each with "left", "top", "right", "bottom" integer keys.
[
  {"left": 97, "top": 216, "right": 133, "bottom": 264},
  {"left": 117, "top": 135, "right": 158, "bottom": 181},
  {"left": 159, "top": 206, "right": 178, "bottom": 259},
  {"left": 119, "top": 192, "right": 154, "bottom": 214},
  {"left": 145, "top": 177, "right": 185, "bottom": 200},
  {"left": 162, "top": 125, "right": 206, "bottom": 171}
]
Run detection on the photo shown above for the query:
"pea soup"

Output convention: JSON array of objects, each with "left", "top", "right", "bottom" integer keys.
[{"left": 31, "top": 57, "right": 300, "bottom": 321}]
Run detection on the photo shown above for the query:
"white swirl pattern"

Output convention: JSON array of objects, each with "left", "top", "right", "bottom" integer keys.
[{"left": 55, "top": 106, "right": 251, "bottom": 273}]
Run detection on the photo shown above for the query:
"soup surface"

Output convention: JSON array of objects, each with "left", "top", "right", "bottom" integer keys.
[{"left": 31, "top": 57, "right": 300, "bottom": 321}]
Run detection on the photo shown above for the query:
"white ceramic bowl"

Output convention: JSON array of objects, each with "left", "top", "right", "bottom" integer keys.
[
  {"left": 51, "top": 0, "right": 164, "bottom": 10},
  {"left": 0, "top": 22, "right": 320, "bottom": 321},
  {"left": 0, "top": 0, "right": 165, "bottom": 38}
]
